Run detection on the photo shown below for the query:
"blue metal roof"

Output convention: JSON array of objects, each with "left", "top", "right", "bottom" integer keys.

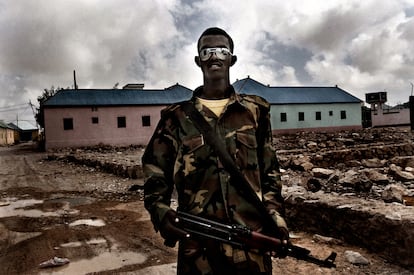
[
  {"left": 43, "top": 84, "right": 193, "bottom": 107},
  {"left": 43, "top": 78, "right": 362, "bottom": 107},
  {"left": 233, "top": 77, "right": 362, "bottom": 104}
]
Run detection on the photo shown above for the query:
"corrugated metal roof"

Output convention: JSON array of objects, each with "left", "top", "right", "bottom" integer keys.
[
  {"left": 8, "top": 121, "right": 38, "bottom": 131},
  {"left": 43, "top": 78, "right": 362, "bottom": 107},
  {"left": 43, "top": 84, "right": 193, "bottom": 107},
  {"left": 233, "top": 77, "right": 362, "bottom": 104},
  {"left": 0, "top": 121, "right": 12, "bottom": 129}
]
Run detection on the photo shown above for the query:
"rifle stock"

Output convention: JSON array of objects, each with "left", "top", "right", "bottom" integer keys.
[{"left": 175, "top": 211, "right": 336, "bottom": 268}]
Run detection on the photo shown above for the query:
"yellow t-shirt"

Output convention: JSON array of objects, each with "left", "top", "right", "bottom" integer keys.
[{"left": 196, "top": 97, "right": 230, "bottom": 117}]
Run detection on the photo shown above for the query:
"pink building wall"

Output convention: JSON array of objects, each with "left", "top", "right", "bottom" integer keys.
[
  {"left": 44, "top": 106, "right": 163, "bottom": 149},
  {"left": 371, "top": 104, "right": 410, "bottom": 127}
]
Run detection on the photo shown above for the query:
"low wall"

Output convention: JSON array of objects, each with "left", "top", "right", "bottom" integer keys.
[
  {"left": 285, "top": 190, "right": 414, "bottom": 267},
  {"left": 314, "top": 143, "right": 414, "bottom": 167}
]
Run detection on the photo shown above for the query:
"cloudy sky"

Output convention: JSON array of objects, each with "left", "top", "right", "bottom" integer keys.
[{"left": 1, "top": 0, "right": 414, "bottom": 125}]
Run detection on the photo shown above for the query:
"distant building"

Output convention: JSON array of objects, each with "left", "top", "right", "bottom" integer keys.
[
  {"left": 42, "top": 84, "right": 192, "bottom": 149},
  {"left": 8, "top": 121, "right": 39, "bottom": 142},
  {"left": 42, "top": 78, "right": 363, "bottom": 149},
  {"left": 234, "top": 77, "right": 363, "bottom": 135},
  {"left": 0, "top": 120, "right": 15, "bottom": 145},
  {"left": 365, "top": 92, "right": 410, "bottom": 128}
]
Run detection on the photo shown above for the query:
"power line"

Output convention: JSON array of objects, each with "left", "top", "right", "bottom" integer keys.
[
  {"left": 0, "top": 105, "right": 30, "bottom": 113},
  {"left": 0, "top": 107, "right": 28, "bottom": 113},
  {"left": 0, "top": 103, "right": 28, "bottom": 110}
]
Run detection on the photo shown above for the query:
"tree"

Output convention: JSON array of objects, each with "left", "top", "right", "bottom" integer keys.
[{"left": 35, "top": 86, "right": 60, "bottom": 128}]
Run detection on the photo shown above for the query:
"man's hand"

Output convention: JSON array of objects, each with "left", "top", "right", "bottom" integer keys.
[
  {"left": 276, "top": 227, "right": 290, "bottom": 258},
  {"left": 159, "top": 210, "right": 189, "bottom": 247}
]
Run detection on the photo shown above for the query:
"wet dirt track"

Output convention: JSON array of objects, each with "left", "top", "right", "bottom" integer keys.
[
  {"left": 0, "top": 143, "right": 176, "bottom": 274},
  {"left": 1, "top": 143, "right": 413, "bottom": 275}
]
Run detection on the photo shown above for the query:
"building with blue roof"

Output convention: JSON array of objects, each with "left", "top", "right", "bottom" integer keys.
[
  {"left": 42, "top": 84, "right": 193, "bottom": 149},
  {"left": 43, "top": 84, "right": 193, "bottom": 107},
  {"left": 42, "top": 79, "right": 363, "bottom": 149},
  {"left": 234, "top": 77, "right": 362, "bottom": 134}
]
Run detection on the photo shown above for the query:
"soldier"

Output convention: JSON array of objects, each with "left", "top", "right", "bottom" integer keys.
[{"left": 142, "top": 27, "right": 289, "bottom": 275}]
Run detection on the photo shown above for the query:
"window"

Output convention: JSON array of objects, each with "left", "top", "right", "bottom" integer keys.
[
  {"left": 298, "top": 112, "right": 305, "bottom": 121},
  {"left": 329, "top": 111, "right": 333, "bottom": 116},
  {"left": 142, "top": 115, "right": 151, "bottom": 127},
  {"left": 340, "top": 110, "right": 347, "bottom": 119},
  {"left": 91, "top": 107, "right": 98, "bottom": 112},
  {"left": 315, "top": 111, "right": 321, "bottom": 120},
  {"left": 280, "top": 113, "right": 287, "bottom": 122},
  {"left": 117, "top": 116, "right": 126, "bottom": 128},
  {"left": 92, "top": 117, "right": 99, "bottom": 124},
  {"left": 63, "top": 118, "right": 73, "bottom": 130}
]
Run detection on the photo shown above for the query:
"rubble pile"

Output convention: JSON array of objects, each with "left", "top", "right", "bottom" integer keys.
[
  {"left": 46, "top": 127, "right": 414, "bottom": 267},
  {"left": 274, "top": 127, "right": 414, "bottom": 267},
  {"left": 47, "top": 146, "right": 145, "bottom": 179},
  {"left": 275, "top": 127, "right": 414, "bottom": 204}
]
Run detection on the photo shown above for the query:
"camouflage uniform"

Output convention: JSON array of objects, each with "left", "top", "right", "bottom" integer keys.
[{"left": 143, "top": 86, "right": 288, "bottom": 275}]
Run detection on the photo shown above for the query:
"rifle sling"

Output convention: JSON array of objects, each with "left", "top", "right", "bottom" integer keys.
[{"left": 181, "top": 101, "right": 280, "bottom": 234}]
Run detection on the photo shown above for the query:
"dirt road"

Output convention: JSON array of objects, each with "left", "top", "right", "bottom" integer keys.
[{"left": 0, "top": 143, "right": 412, "bottom": 274}]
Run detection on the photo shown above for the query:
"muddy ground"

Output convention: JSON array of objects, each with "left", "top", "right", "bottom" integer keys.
[{"left": 0, "top": 142, "right": 413, "bottom": 274}]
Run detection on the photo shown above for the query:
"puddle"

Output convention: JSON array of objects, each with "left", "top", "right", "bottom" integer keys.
[
  {"left": 60, "top": 241, "right": 83, "bottom": 248},
  {"left": 69, "top": 218, "right": 106, "bottom": 227},
  {"left": 39, "top": 251, "right": 147, "bottom": 274},
  {"left": 107, "top": 201, "right": 151, "bottom": 222},
  {"left": 0, "top": 223, "right": 42, "bottom": 245},
  {"left": 60, "top": 237, "right": 107, "bottom": 248},
  {"left": 139, "top": 263, "right": 177, "bottom": 274},
  {"left": 46, "top": 196, "right": 95, "bottom": 207},
  {"left": 0, "top": 198, "right": 60, "bottom": 218},
  {"left": 86, "top": 237, "right": 107, "bottom": 245}
]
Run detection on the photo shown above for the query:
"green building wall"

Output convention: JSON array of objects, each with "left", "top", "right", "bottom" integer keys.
[{"left": 270, "top": 103, "right": 362, "bottom": 133}]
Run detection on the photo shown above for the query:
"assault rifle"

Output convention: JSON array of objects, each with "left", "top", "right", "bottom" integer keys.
[{"left": 175, "top": 211, "right": 336, "bottom": 268}]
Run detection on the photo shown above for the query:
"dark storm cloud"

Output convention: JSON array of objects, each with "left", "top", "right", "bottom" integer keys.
[
  {"left": 1, "top": 0, "right": 414, "bottom": 125},
  {"left": 255, "top": 32, "right": 313, "bottom": 83}
]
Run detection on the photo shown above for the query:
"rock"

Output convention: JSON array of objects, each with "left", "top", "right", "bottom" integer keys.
[
  {"left": 388, "top": 164, "right": 414, "bottom": 181},
  {"left": 403, "top": 195, "right": 414, "bottom": 206},
  {"left": 300, "top": 161, "right": 314, "bottom": 171},
  {"left": 361, "top": 158, "right": 386, "bottom": 168},
  {"left": 338, "top": 170, "right": 359, "bottom": 186},
  {"left": 312, "top": 168, "right": 335, "bottom": 179},
  {"left": 390, "top": 156, "right": 414, "bottom": 168},
  {"left": 306, "top": 141, "right": 318, "bottom": 151},
  {"left": 344, "top": 251, "right": 370, "bottom": 265},
  {"left": 338, "top": 170, "right": 372, "bottom": 192},
  {"left": 291, "top": 155, "right": 313, "bottom": 171},
  {"left": 307, "top": 177, "right": 322, "bottom": 192},
  {"left": 336, "top": 138, "right": 355, "bottom": 145},
  {"left": 312, "top": 234, "right": 342, "bottom": 245},
  {"left": 382, "top": 184, "right": 407, "bottom": 203},
  {"left": 345, "top": 160, "right": 362, "bottom": 167},
  {"left": 405, "top": 166, "right": 414, "bottom": 173},
  {"left": 363, "top": 169, "right": 390, "bottom": 185}
]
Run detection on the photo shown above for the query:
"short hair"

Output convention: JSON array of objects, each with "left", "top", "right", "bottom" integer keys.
[{"left": 197, "top": 27, "right": 234, "bottom": 53}]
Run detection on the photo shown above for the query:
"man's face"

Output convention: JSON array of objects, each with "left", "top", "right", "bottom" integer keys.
[{"left": 197, "top": 35, "right": 233, "bottom": 81}]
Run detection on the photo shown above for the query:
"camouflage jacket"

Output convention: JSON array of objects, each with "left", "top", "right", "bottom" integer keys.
[{"left": 143, "top": 85, "right": 287, "bottom": 235}]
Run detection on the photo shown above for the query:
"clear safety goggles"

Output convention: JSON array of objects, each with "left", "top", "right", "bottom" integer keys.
[{"left": 199, "top": 47, "right": 232, "bottom": 61}]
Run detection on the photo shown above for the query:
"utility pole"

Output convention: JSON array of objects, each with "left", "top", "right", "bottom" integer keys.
[
  {"left": 29, "top": 100, "right": 39, "bottom": 128},
  {"left": 74, "top": 70, "right": 78, "bottom": 90},
  {"left": 410, "top": 82, "right": 414, "bottom": 131}
]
